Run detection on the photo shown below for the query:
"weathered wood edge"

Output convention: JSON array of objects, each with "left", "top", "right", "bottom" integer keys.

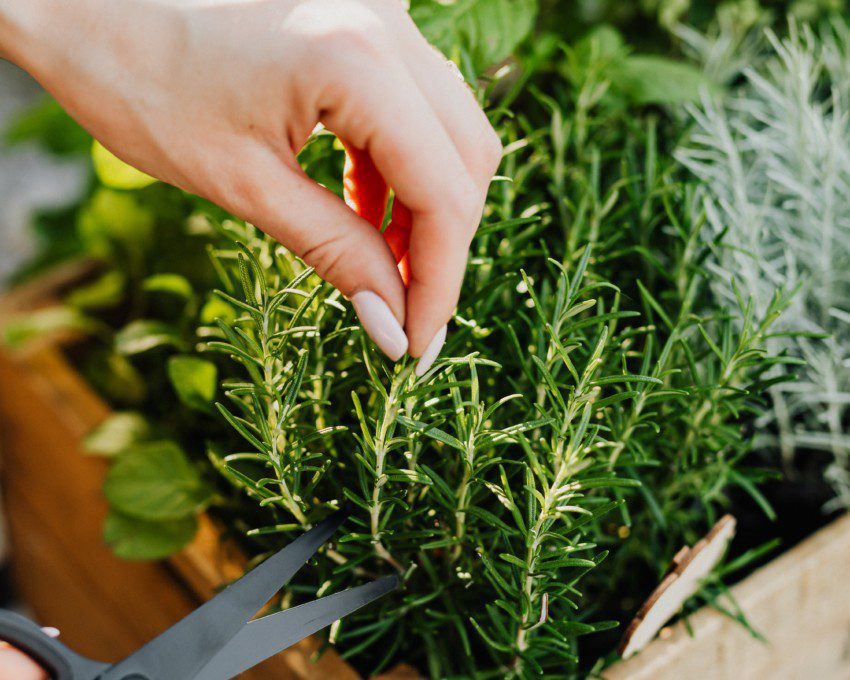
[{"left": 605, "top": 512, "right": 850, "bottom": 679}]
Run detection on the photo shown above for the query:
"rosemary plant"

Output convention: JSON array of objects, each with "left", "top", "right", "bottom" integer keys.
[
  {"left": 186, "top": 32, "right": 792, "bottom": 675},
  {"left": 3, "top": 7, "right": 800, "bottom": 676}
]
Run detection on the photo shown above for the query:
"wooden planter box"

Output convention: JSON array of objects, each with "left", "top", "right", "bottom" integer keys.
[
  {"left": 0, "top": 263, "right": 375, "bottom": 679},
  {"left": 1, "top": 264, "right": 849, "bottom": 679}
]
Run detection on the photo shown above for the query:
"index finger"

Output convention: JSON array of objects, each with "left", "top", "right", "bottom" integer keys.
[{"left": 322, "top": 54, "right": 482, "bottom": 356}]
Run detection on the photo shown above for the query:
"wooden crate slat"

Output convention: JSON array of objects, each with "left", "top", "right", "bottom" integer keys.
[
  {"left": 606, "top": 512, "right": 850, "bottom": 680},
  {"left": 0, "top": 346, "right": 196, "bottom": 660}
]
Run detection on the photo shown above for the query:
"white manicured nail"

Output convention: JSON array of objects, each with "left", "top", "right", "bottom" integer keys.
[
  {"left": 351, "top": 291, "right": 408, "bottom": 361},
  {"left": 415, "top": 325, "right": 447, "bottom": 377}
]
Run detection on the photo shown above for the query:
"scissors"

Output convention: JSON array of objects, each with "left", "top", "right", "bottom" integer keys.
[{"left": 0, "top": 507, "right": 397, "bottom": 679}]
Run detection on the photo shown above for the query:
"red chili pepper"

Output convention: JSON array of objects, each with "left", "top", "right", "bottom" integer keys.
[{"left": 342, "top": 141, "right": 412, "bottom": 285}]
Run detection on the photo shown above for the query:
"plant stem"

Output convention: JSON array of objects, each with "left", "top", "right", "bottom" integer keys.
[
  {"left": 256, "top": 309, "right": 307, "bottom": 525},
  {"left": 368, "top": 368, "right": 409, "bottom": 573},
  {"left": 452, "top": 442, "right": 474, "bottom": 562},
  {"left": 513, "top": 396, "right": 583, "bottom": 671}
]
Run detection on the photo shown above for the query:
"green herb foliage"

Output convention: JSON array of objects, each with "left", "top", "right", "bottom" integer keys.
[{"left": 2, "top": 4, "right": 803, "bottom": 677}]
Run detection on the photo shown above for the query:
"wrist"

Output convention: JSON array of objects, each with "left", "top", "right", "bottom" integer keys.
[
  {"left": 0, "top": 0, "right": 119, "bottom": 87},
  {"left": 0, "top": 0, "right": 52, "bottom": 69},
  {"left": 2, "top": 0, "right": 183, "bottom": 96}
]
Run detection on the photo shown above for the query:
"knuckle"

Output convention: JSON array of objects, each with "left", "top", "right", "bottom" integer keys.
[
  {"left": 336, "top": 25, "right": 387, "bottom": 63},
  {"left": 290, "top": 3, "right": 390, "bottom": 95},
  {"left": 300, "top": 12, "right": 386, "bottom": 69},
  {"left": 317, "top": 28, "right": 389, "bottom": 102},
  {"left": 300, "top": 232, "right": 351, "bottom": 286},
  {"left": 441, "top": 174, "right": 481, "bottom": 228}
]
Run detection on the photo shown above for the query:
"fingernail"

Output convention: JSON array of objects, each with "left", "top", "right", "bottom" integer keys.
[
  {"left": 415, "top": 325, "right": 447, "bottom": 377},
  {"left": 42, "top": 627, "right": 59, "bottom": 638},
  {"left": 351, "top": 291, "right": 408, "bottom": 361}
]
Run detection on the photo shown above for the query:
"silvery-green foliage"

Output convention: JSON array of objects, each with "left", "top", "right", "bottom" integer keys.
[
  {"left": 674, "top": 0, "right": 767, "bottom": 84},
  {"left": 677, "top": 20, "right": 850, "bottom": 508}
]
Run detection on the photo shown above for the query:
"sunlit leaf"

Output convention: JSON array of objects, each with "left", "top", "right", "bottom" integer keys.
[
  {"left": 92, "top": 140, "right": 156, "bottom": 190},
  {"left": 104, "top": 509, "right": 197, "bottom": 560},
  {"left": 168, "top": 355, "right": 218, "bottom": 412},
  {"left": 115, "top": 320, "right": 186, "bottom": 355},
  {"left": 104, "top": 440, "right": 213, "bottom": 520},
  {"left": 84, "top": 412, "right": 151, "bottom": 457}
]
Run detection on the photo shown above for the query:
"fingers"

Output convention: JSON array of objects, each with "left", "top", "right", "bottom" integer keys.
[
  {"left": 221, "top": 8, "right": 500, "bottom": 366},
  {"left": 225, "top": 145, "right": 408, "bottom": 361},
  {"left": 402, "top": 38, "right": 503, "bottom": 187},
  {"left": 397, "top": 46, "right": 501, "bottom": 369},
  {"left": 322, "top": 48, "right": 482, "bottom": 357}
]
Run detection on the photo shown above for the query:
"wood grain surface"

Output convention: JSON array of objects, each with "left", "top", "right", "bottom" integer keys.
[{"left": 606, "top": 512, "right": 850, "bottom": 680}]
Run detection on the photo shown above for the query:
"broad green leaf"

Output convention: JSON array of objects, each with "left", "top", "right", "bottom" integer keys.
[
  {"left": 410, "top": 0, "right": 537, "bottom": 74},
  {"left": 77, "top": 188, "right": 155, "bottom": 258},
  {"left": 92, "top": 140, "right": 156, "bottom": 190},
  {"left": 82, "top": 350, "right": 148, "bottom": 406},
  {"left": 572, "top": 24, "right": 625, "bottom": 66},
  {"left": 115, "top": 320, "right": 186, "bottom": 355},
  {"left": 143, "top": 273, "right": 194, "bottom": 300},
  {"left": 168, "top": 355, "right": 218, "bottom": 412},
  {"left": 104, "top": 440, "right": 213, "bottom": 520},
  {"left": 66, "top": 270, "right": 126, "bottom": 310},
  {"left": 2, "top": 306, "right": 95, "bottom": 347},
  {"left": 84, "top": 412, "right": 151, "bottom": 457},
  {"left": 104, "top": 509, "right": 197, "bottom": 560},
  {"left": 200, "top": 295, "right": 238, "bottom": 325},
  {"left": 613, "top": 56, "right": 719, "bottom": 105}
]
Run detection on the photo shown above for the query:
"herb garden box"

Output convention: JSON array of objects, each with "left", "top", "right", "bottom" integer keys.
[{"left": 2, "top": 265, "right": 849, "bottom": 680}]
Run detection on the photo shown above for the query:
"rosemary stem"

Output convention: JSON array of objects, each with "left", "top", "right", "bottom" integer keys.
[
  {"left": 369, "top": 369, "right": 407, "bottom": 573},
  {"left": 452, "top": 446, "right": 474, "bottom": 562},
  {"left": 514, "top": 403, "right": 579, "bottom": 670}
]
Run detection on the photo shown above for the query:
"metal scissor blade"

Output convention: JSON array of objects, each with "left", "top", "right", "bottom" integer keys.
[
  {"left": 101, "top": 507, "right": 350, "bottom": 680},
  {"left": 195, "top": 575, "right": 399, "bottom": 680}
]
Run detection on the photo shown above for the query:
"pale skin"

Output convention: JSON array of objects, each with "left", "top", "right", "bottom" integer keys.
[{"left": 0, "top": 0, "right": 500, "bottom": 673}]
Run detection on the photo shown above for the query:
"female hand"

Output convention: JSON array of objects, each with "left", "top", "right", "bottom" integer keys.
[{"left": 0, "top": 0, "right": 502, "bottom": 372}]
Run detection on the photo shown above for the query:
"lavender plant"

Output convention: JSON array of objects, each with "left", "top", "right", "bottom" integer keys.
[{"left": 677, "top": 19, "right": 850, "bottom": 509}]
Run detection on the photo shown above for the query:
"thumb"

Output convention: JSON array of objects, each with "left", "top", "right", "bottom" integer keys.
[
  {"left": 226, "top": 148, "right": 408, "bottom": 360},
  {"left": 0, "top": 643, "right": 48, "bottom": 680}
]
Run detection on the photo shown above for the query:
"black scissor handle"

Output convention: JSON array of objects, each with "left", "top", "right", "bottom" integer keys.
[{"left": 0, "top": 610, "right": 108, "bottom": 680}]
